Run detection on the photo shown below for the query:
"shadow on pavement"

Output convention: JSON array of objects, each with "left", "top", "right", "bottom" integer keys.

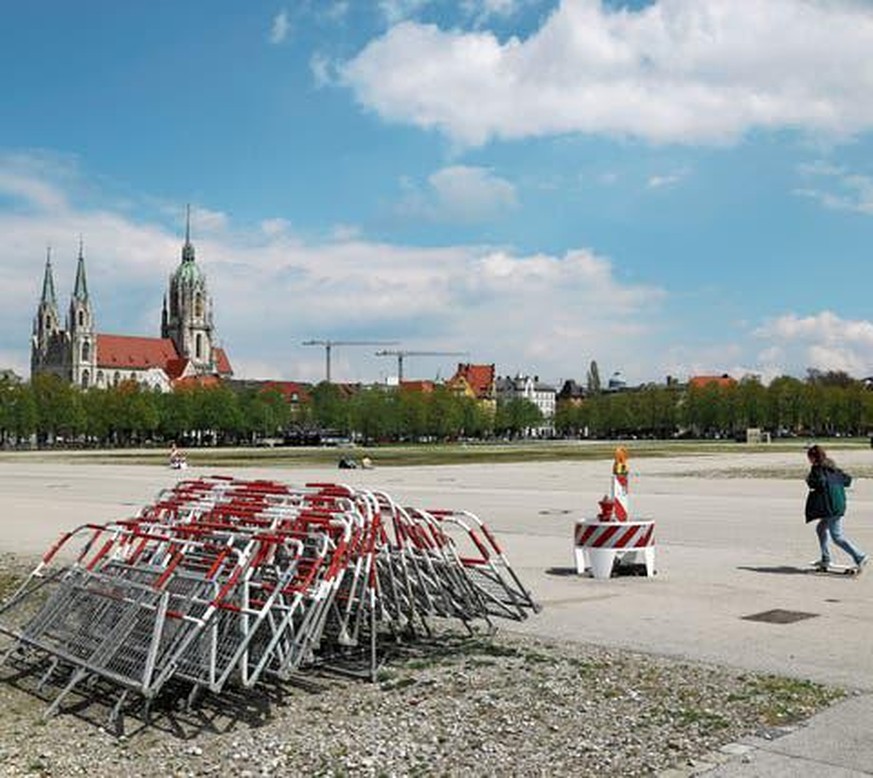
[{"left": 737, "top": 565, "right": 811, "bottom": 576}]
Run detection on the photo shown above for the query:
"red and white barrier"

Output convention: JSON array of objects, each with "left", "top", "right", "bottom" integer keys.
[
  {"left": 611, "top": 473, "right": 629, "bottom": 521},
  {"left": 573, "top": 448, "right": 656, "bottom": 578},
  {"left": 573, "top": 520, "right": 655, "bottom": 578}
]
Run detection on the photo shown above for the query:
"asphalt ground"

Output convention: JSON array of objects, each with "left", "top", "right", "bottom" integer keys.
[{"left": 0, "top": 449, "right": 870, "bottom": 775}]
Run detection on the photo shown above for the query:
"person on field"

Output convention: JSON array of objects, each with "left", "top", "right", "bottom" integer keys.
[{"left": 805, "top": 444, "right": 867, "bottom": 571}]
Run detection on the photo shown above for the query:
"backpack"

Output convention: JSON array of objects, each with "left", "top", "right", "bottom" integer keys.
[{"left": 805, "top": 465, "right": 851, "bottom": 521}]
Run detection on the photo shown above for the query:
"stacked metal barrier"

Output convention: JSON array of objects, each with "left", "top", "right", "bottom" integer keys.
[{"left": 0, "top": 477, "right": 538, "bottom": 721}]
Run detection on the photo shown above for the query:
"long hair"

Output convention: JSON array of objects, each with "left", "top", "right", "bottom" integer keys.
[{"left": 807, "top": 444, "right": 835, "bottom": 468}]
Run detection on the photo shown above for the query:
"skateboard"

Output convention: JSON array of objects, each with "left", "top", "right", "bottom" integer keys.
[{"left": 808, "top": 561, "right": 860, "bottom": 576}]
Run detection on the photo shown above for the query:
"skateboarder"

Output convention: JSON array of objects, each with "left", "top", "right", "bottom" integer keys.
[{"left": 805, "top": 444, "right": 867, "bottom": 572}]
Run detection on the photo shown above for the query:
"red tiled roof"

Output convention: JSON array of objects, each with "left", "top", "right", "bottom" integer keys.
[
  {"left": 689, "top": 374, "right": 736, "bottom": 389},
  {"left": 165, "top": 357, "right": 190, "bottom": 380},
  {"left": 451, "top": 363, "right": 494, "bottom": 398},
  {"left": 261, "top": 381, "right": 311, "bottom": 403},
  {"left": 96, "top": 334, "right": 179, "bottom": 370},
  {"left": 174, "top": 375, "right": 222, "bottom": 389},
  {"left": 399, "top": 380, "right": 435, "bottom": 393},
  {"left": 215, "top": 347, "right": 233, "bottom": 376}
]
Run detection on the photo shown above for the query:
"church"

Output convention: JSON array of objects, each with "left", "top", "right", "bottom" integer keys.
[{"left": 31, "top": 214, "right": 233, "bottom": 391}]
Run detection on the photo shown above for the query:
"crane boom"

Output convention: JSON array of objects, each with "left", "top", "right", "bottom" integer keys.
[
  {"left": 374, "top": 349, "right": 468, "bottom": 382},
  {"left": 303, "top": 339, "right": 399, "bottom": 383}
]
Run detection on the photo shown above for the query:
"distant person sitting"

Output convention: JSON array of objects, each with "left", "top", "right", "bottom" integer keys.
[{"left": 169, "top": 442, "right": 188, "bottom": 470}]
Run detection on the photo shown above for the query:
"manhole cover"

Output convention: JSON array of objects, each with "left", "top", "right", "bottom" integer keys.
[{"left": 742, "top": 609, "right": 819, "bottom": 624}]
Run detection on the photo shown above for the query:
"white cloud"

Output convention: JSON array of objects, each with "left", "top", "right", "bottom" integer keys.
[
  {"left": 340, "top": 0, "right": 873, "bottom": 147},
  {"left": 754, "top": 311, "right": 873, "bottom": 376},
  {"left": 325, "top": 2, "right": 350, "bottom": 22},
  {"left": 0, "top": 155, "right": 667, "bottom": 384},
  {"left": 310, "top": 53, "right": 335, "bottom": 88},
  {"left": 378, "top": 0, "right": 430, "bottom": 25},
  {"left": 269, "top": 10, "right": 291, "bottom": 44},
  {"left": 11, "top": 154, "right": 873, "bottom": 387},
  {"left": 261, "top": 218, "right": 292, "bottom": 237},
  {"left": 397, "top": 165, "right": 518, "bottom": 222},
  {"left": 794, "top": 160, "right": 873, "bottom": 215},
  {"left": 647, "top": 168, "right": 688, "bottom": 190},
  {"left": 461, "top": 0, "right": 524, "bottom": 24}
]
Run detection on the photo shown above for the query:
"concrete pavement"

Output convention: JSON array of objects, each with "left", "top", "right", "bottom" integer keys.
[{"left": 0, "top": 449, "right": 871, "bottom": 775}]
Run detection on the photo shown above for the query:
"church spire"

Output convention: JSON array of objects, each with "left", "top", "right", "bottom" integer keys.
[
  {"left": 40, "top": 246, "right": 58, "bottom": 308},
  {"left": 73, "top": 237, "right": 89, "bottom": 302},
  {"left": 182, "top": 204, "right": 195, "bottom": 263}
]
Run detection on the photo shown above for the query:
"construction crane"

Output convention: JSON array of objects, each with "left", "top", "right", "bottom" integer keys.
[
  {"left": 375, "top": 350, "right": 468, "bottom": 383},
  {"left": 302, "top": 339, "right": 399, "bottom": 383}
]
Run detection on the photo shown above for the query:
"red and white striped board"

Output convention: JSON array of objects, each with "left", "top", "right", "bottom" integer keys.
[
  {"left": 573, "top": 519, "right": 655, "bottom": 579},
  {"left": 610, "top": 473, "right": 630, "bottom": 521}
]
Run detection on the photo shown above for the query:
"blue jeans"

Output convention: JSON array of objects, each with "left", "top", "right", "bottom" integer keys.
[{"left": 816, "top": 516, "right": 865, "bottom": 565}]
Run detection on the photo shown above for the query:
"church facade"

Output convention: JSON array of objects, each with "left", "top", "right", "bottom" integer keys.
[{"left": 31, "top": 219, "right": 232, "bottom": 391}]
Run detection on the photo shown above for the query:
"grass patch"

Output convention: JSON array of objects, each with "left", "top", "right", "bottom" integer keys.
[
  {"left": 741, "top": 675, "right": 845, "bottom": 726},
  {"left": 1, "top": 438, "right": 867, "bottom": 469},
  {"left": 0, "top": 572, "right": 24, "bottom": 601}
]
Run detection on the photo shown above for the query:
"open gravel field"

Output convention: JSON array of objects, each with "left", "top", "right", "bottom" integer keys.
[
  {"left": 0, "top": 601, "right": 844, "bottom": 778},
  {"left": 0, "top": 448, "right": 869, "bottom": 776}
]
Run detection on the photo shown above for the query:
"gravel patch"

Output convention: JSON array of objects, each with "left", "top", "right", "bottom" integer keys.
[{"left": 0, "top": 548, "right": 844, "bottom": 778}]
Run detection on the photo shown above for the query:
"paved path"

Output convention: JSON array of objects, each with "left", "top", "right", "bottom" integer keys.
[{"left": 0, "top": 450, "right": 871, "bottom": 775}]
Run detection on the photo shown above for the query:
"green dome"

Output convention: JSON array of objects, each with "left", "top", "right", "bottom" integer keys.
[
  {"left": 174, "top": 239, "right": 206, "bottom": 287},
  {"left": 174, "top": 258, "right": 205, "bottom": 286}
]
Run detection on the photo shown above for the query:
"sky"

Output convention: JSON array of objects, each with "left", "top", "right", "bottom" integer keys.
[{"left": 4, "top": 0, "right": 873, "bottom": 388}]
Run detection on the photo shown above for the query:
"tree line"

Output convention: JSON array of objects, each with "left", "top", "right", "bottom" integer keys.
[
  {"left": 0, "top": 374, "right": 545, "bottom": 447},
  {"left": 1, "top": 371, "right": 871, "bottom": 448},
  {"left": 557, "top": 373, "right": 873, "bottom": 439}
]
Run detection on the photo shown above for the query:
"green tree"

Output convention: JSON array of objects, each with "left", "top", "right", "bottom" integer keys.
[
  {"left": 495, "top": 398, "right": 543, "bottom": 438},
  {"left": 31, "top": 373, "right": 80, "bottom": 444},
  {"left": 310, "top": 382, "right": 350, "bottom": 433}
]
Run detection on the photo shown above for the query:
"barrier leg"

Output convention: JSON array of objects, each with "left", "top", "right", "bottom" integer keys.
[
  {"left": 642, "top": 546, "right": 655, "bottom": 577},
  {"left": 587, "top": 548, "right": 616, "bottom": 580},
  {"left": 573, "top": 546, "right": 586, "bottom": 575}
]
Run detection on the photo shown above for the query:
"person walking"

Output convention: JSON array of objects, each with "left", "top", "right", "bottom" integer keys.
[{"left": 805, "top": 444, "right": 868, "bottom": 571}]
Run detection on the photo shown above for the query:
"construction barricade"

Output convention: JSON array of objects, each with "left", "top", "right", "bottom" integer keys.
[
  {"left": 573, "top": 448, "right": 656, "bottom": 579},
  {"left": 0, "top": 477, "right": 539, "bottom": 725}
]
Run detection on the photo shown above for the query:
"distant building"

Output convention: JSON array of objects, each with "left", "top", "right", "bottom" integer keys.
[
  {"left": 607, "top": 371, "right": 627, "bottom": 391},
  {"left": 0, "top": 369, "right": 23, "bottom": 384},
  {"left": 30, "top": 213, "right": 232, "bottom": 390},
  {"left": 557, "top": 379, "right": 586, "bottom": 407},
  {"left": 399, "top": 379, "right": 437, "bottom": 394},
  {"left": 688, "top": 374, "right": 736, "bottom": 390},
  {"left": 495, "top": 374, "right": 557, "bottom": 436},
  {"left": 448, "top": 363, "right": 497, "bottom": 413}
]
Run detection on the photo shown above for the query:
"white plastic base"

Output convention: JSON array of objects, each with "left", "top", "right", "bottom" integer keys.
[{"left": 574, "top": 546, "right": 655, "bottom": 579}]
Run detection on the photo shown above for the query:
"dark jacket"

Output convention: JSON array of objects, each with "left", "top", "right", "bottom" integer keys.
[{"left": 805, "top": 464, "right": 852, "bottom": 522}]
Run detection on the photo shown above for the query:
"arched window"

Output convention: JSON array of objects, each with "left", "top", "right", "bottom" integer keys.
[
  {"left": 77, "top": 310, "right": 85, "bottom": 327},
  {"left": 194, "top": 292, "right": 203, "bottom": 318},
  {"left": 82, "top": 341, "right": 90, "bottom": 361},
  {"left": 45, "top": 315, "right": 51, "bottom": 330},
  {"left": 196, "top": 333, "right": 203, "bottom": 359},
  {"left": 113, "top": 371, "right": 120, "bottom": 385},
  {"left": 82, "top": 370, "right": 90, "bottom": 389},
  {"left": 97, "top": 370, "right": 104, "bottom": 387}
]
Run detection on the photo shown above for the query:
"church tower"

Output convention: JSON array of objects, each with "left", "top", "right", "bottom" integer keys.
[
  {"left": 162, "top": 207, "right": 215, "bottom": 372},
  {"left": 68, "top": 240, "right": 97, "bottom": 388},
  {"left": 31, "top": 247, "right": 63, "bottom": 378}
]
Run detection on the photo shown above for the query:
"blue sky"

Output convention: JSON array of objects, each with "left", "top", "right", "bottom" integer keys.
[{"left": 4, "top": 0, "right": 873, "bottom": 386}]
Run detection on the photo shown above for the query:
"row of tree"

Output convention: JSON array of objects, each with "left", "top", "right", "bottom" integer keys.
[
  {"left": 2, "top": 372, "right": 872, "bottom": 448},
  {"left": 557, "top": 374, "right": 873, "bottom": 439},
  {"left": 0, "top": 374, "right": 546, "bottom": 447}
]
